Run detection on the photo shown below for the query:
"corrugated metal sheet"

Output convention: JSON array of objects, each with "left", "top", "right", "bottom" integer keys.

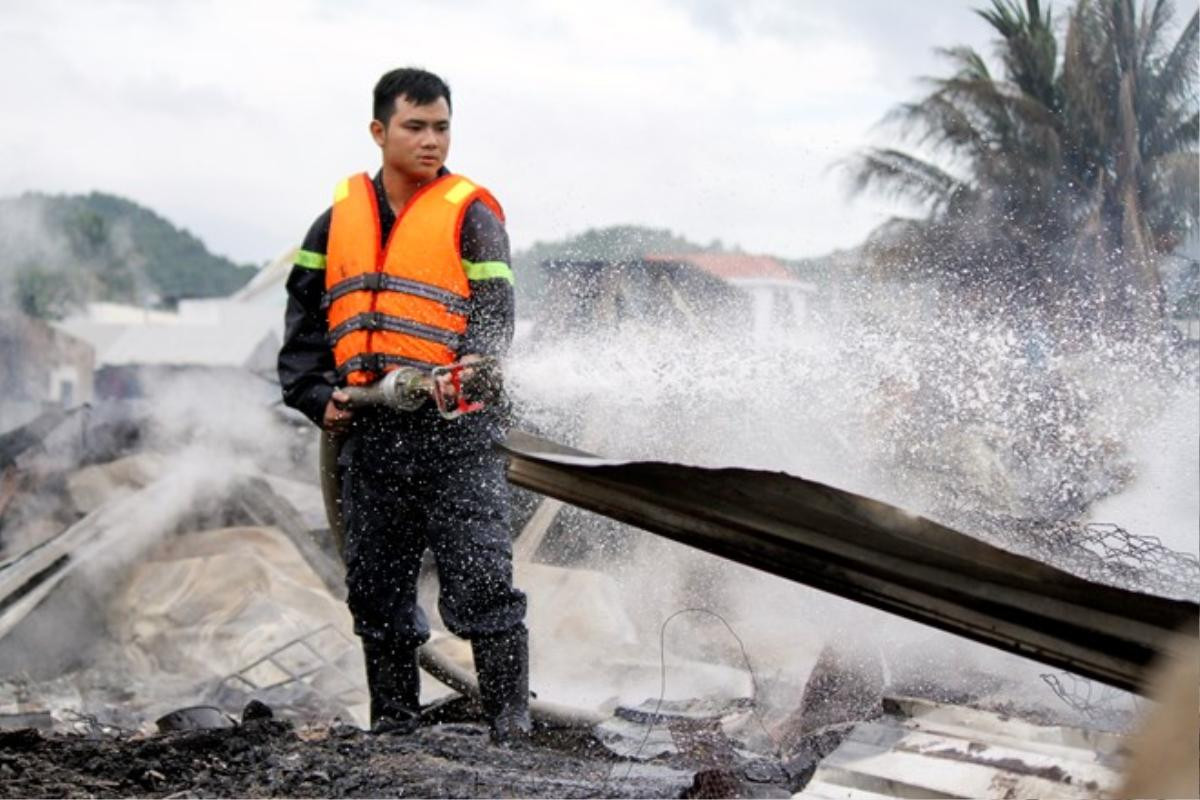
[
  {"left": 502, "top": 430, "right": 1198, "bottom": 693},
  {"left": 796, "top": 697, "right": 1123, "bottom": 799}
]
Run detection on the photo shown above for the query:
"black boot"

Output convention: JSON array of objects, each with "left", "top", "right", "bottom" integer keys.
[
  {"left": 472, "top": 626, "right": 532, "bottom": 745},
  {"left": 363, "top": 639, "right": 421, "bottom": 734}
]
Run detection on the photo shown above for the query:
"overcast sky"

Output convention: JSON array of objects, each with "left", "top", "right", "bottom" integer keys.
[{"left": 0, "top": 0, "right": 999, "bottom": 264}]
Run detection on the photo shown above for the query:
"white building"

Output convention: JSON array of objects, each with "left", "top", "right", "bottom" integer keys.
[
  {"left": 646, "top": 252, "right": 816, "bottom": 343},
  {"left": 52, "top": 249, "right": 295, "bottom": 376}
]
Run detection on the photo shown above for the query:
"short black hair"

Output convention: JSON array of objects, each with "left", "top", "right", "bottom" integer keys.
[{"left": 373, "top": 68, "right": 452, "bottom": 123}]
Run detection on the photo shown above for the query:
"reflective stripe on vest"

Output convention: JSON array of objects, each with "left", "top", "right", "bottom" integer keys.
[
  {"left": 328, "top": 311, "right": 463, "bottom": 350},
  {"left": 336, "top": 353, "right": 441, "bottom": 381},
  {"left": 321, "top": 273, "right": 472, "bottom": 315},
  {"left": 325, "top": 171, "right": 504, "bottom": 385}
]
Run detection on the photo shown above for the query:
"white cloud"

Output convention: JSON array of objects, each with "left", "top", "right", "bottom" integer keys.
[{"left": 0, "top": 0, "right": 994, "bottom": 263}]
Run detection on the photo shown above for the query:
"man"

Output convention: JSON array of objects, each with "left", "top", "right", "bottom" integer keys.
[{"left": 277, "top": 68, "right": 529, "bottom": 743}]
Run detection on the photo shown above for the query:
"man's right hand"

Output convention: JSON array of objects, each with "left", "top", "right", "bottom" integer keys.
[{"left": 323, "top": 389, "right": 353, "bottom": 434}]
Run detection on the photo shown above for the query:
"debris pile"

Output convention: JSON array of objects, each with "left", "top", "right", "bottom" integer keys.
[
  {"left": 0, "top": 395, "right": 1184, "bottom": 797},
  {"left": 0, "top": 400, "right": 800, "bottom": 796},
  {"left": 0, "top": 402, "right": 355, "bottom": 729}
]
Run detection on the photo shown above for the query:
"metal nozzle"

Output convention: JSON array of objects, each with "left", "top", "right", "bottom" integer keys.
[{"left": 341, "top": 367, "right": 431, "bottom": 411}]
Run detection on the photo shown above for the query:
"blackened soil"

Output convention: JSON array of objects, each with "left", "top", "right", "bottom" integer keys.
[{"left": 0, "top": 720, "right": 706, "bottom": 799}]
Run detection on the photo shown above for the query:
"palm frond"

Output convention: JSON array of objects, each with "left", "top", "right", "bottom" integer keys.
[
  {"left": 935, "top": 76, "right": 1061, "bottom": 139},
  {"left": 845, "top": 148, "right": 972, "bottom": 215},
  {"left": 1153, "top": 10, "right": 1199, "bottom": 105},
  {"left": 1141, "top": 108, "right": 1199, "bottom": 159},
  {"left": 906, "top": 95, "right": 994, "bottom": 159},
  {"left": 934, "top": 45, "right": 994, "bottom": 81},
  {"left": 1145, "top": 150, "right": 1200, "bottom": 235},
  {"left": 977, "top": 0, "right": 1060, "bottom": 108},
  {"left": 1137, "top": 0, "right": 1174, "bottom": 67},
  {"left": 1132, "top": 11, "right": 1197, "bottom": 167},
  {"left": 977, "top": 0, "right": 1028, "bottom": 38}
]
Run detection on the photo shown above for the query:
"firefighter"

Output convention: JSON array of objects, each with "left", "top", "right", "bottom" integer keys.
[{"left": 277, "top": 68, "right": 529, "bottom": 743}]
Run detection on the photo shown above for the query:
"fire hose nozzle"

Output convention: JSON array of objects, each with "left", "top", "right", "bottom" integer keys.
[
  {"left": 336, "top": 358, "right": 502, "bottom": 418},
  {"left": 431, "top": 357, "right": 502, "bottom": 419},
  {"left": 340, "top": 367, "right": 431, "bottom": 412}
]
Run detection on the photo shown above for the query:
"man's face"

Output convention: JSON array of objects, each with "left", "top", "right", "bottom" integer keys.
[{"left": 371, "top": 95, "right": 451, "bottom": 183}]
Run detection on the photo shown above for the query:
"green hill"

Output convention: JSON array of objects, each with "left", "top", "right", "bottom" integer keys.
[{"left": 0, "top": 191, "right": 256, "bottom": 318}]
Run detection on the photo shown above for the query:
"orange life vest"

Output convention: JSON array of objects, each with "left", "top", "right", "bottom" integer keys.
[{"left": 324, "top": 172, "right": 504, "bottom": 385}]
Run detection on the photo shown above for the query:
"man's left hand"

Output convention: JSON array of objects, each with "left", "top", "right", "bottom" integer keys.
[{"left": 434, "top": 354, "right": 482, "bottom": 405}]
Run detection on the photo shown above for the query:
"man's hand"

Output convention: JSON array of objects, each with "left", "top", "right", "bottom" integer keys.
[
  {"left": 323, "top": 389, "right": 354, "bottom": 434},
  {"left": 434, "top": 354, "right": 482, "bottom": 406}
]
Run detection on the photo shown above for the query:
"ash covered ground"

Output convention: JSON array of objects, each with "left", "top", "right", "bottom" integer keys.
[
  {"left": 0, "top": 721, "right": 648, "bottom": 799},
  {"left": 0, "top": 713, "right": 795, "bottom": 799}
]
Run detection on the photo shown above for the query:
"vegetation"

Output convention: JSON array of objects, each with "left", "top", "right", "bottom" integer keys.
[
  {"left": 0, "top": 192, "right": 257, "bottom": 318},
  {"left": 848, "top": 0, "right": 1199, "bottom": 332}
]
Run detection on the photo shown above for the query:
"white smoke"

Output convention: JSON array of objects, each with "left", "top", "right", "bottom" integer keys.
[{"left": 0, "top": 195, "right": 72, "bottom": 310}]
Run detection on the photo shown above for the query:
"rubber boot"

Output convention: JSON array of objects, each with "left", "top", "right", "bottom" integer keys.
[
  {"left": 472, "top": 626, "right": 532, "bottom": 745},
  {"left": 363, "top": 639, "right": 421, "bottom": 734}
]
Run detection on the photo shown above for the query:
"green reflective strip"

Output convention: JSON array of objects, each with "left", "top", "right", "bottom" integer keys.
[
  {"left": 463, "top": 260, "right": 513, "bottom": 284},
  {"left": 295, "top": 249, "right": 326, "bottom": 270}
]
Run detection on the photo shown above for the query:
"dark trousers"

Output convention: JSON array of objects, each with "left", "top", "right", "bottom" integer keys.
[{"left": 339, "top": 411, "right": 527, "bottom": 652}]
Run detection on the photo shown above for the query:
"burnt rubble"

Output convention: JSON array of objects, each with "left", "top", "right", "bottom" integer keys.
[
  {"left": 0, "top": 399, "right": 1185, "bottom": 797},
  {"left": 0, "top": 404, "right": 803, "bottom": 797},
  {"left": 0, "top": 717, "right": 714, "bottom": 799}
]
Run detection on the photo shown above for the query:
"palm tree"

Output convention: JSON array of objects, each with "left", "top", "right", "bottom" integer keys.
[{"left": 849, "top": 0, "right": 1198, "bottom": 331}]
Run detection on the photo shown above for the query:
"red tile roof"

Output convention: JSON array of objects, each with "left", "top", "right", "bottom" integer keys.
[{"left": 647, "top": 252, "right": 795, "bottom": 281}]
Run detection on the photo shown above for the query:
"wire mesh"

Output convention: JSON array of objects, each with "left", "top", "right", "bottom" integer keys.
[
  {"left": 947, "top": 512, "right": 1196, "bottom": 718},
  {"left": 951, "top": 512, "right": 1200, "bottom": 601},
  {"left": 1039, "top": 672, "right": 1139, "bottom": 722},
  {"left": 220, "top": 624, "right": 363, "bottom": 709}
]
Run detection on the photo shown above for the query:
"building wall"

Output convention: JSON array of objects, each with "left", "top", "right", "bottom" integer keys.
[
  {"left": 730, "top": 278, "right": 815, "bottom": 343},
  {"left": 0, "top": 313, "right": 94, "bottom": 427}
]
